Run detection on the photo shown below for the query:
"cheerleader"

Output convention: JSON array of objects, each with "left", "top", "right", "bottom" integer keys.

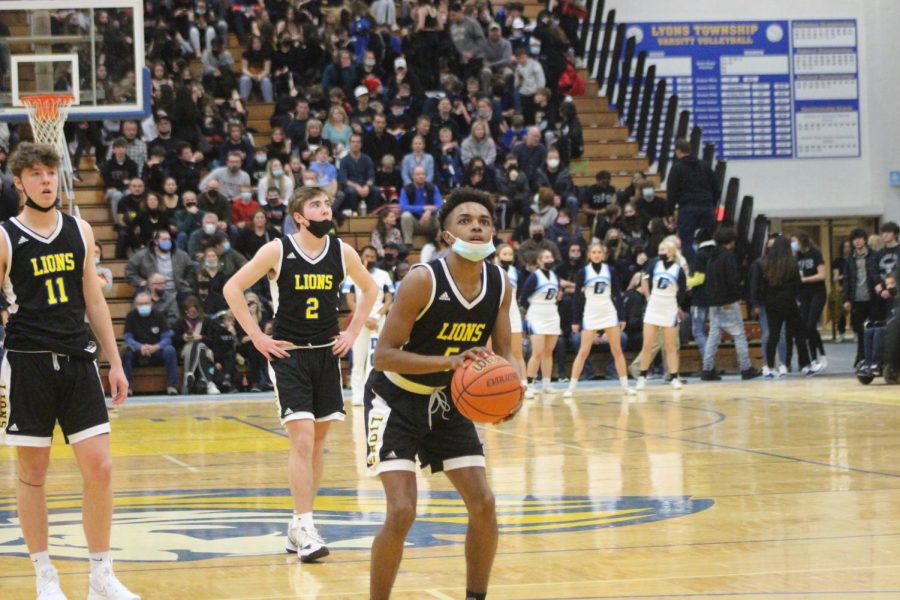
[
  {"left": 496, "top": 244, "right": 528, "bottom": 386},
  {"left": 520, "top": 249, "right": 561, "bottom": 397},
  {"left": 564, "top": 243, "right": 636, "bottom": 397},
  {"left": 636, "top": 239, "right": 688, "bottom": 390}
]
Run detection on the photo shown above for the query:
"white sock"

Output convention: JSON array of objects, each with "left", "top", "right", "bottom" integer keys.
[
  {"left": 520, "top": 379, "right": 528, "bottom": 387},
  {"left": 89, "top": 551, "right": 111, "bottom": 576},
  {"left": 620, "top": 377, "right": 629, "bottom": 388},
  {"left": 542, "top": 378, "right": 551, "bottom": 387},
  {"left": 296, "top": 512, "right": 314, "bottom": 528},
  {"left": 31, "top": 551, "right": 51, "bottom": 574}
]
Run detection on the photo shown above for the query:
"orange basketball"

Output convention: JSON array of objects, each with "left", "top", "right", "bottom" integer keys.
[{"left": 451, "top": 355, "right": 522, "bottom": 423}]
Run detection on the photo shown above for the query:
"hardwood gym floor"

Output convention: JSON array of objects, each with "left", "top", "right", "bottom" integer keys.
[{"left": 2, "top": 376, "right": 899, "bottom": 599}]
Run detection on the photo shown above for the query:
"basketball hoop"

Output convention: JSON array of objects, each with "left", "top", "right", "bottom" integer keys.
[{"left": 21, "top": 93, "right": 75, "bottom": 146}]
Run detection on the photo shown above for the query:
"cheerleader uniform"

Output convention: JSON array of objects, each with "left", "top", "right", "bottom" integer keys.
[
  {"left": 573, "top": 261, "right": 622, "bottom": 331},
  {"left": 502, "top": 262, "right": 524, "bottom": 334},
  {"left": 520, "top": 268, "right": 561, "bottom": 335},
  {"left": 643, "top": 257, "right": 687, "bottom": 327}
]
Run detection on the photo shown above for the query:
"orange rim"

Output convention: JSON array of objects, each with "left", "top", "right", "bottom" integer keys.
[{"left": 20, "top": 94, "right": 75, "bottom": 121}]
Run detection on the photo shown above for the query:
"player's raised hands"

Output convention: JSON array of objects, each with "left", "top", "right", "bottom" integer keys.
[{"left": 252, "top": 332, "right": 292, "bottom": 360}]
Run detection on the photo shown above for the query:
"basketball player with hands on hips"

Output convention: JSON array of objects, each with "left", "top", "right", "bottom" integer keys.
[
  {"left": 0, "top": 143, "right": 139, "bottom": 600},
  {"left": 224, "top": 186, "right": 377, "bottom": 562},
  {"left": 364, "top": 187, "right": 523, "bottom": 600}
]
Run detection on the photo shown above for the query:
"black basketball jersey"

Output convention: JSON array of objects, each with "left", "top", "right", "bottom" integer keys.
[
  {"left": 270, "top": 234, "right": 346, "bottom": 346},
  {"left": 1, "top": 212, "right": 95, "bottom": 358},
  {"left": 395, "top": 258, "right": 505, "bottom": 388}
]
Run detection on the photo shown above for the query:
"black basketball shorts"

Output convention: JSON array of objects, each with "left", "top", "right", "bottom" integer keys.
[
  {"left": 269, "top": 346, "right": 345, "bottom": 425},
  {"left": 0, "top": 351, "right": 109, "bottom": 447},
  {"left": 363, "top": 371, "right": 485, "bottom": 476}
]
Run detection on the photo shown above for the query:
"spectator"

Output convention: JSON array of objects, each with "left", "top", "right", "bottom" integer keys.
[
  {"left": 547, "top": 209, "right": 584, "bottom": 255},
  {"left": 146, "top": 272, "right": 181, "bottom": 328},
  {"left": 208, "top": 309, "right": 239, "bottom": 392},
  {"left": 700, "top": 228, "right": 760, "bottom": 380},
  {"left": 100, "top": 137, "right": 139, "bottom": 218},
  {"left": 877, "top": 222, "right": 900, "bottom": 287},
  {"left": 633, "top": 178, "right": 668, "bottom": 226},
  {"left": 149, "top": 111, "right": 179, "bottom": 160},
  {"left": 580, "top": 170, "right": 616, "bottom": 227},
  {"left": 399, "top": 116, "right": 437, "bottom": 164},
  {"left": 200, "top": 151, "right": 252, "bottom": 200},
  {"left": 114, "top": 178, "right": 146, "bottom": 258},
  {"left": 371, "top": 0, "right": 397, "bottom": 27},
  {"left": 197, "top": 246, "right": 228, "bottom": 297},
  {"left": 339, "top": 133, "right": 380, "bottom": 214},
  {"left": 401, "top": 135, "right": 435, "bottom": 185},
  {"left": 760, "top": 236, "right": 814, "bottom": 377},
  {"left": 843, "top": 228, "right": 880, "bottom": 366},
  {"left": 531, "top": 186, "right": 558, "bottom": 230},
  {"left": 235, "top": 291, "right": 271, "bottom": 391},
  {"left": 174, "top": 190, "right": 205, "bottom": 250},
  {"left": 237, "top": 209, "right": 278, "bottom": 258},
  {"left": 160, "top": 177, "right": 182, "bottom": 223},
  {"left": 170, "top": 142, "right": 201, "bottom": 192},
  {"left": 512, "top": 126, "right": 547, "bottom": 181},
  {"left": 323, "top": 105, "right": 353, "bottom": 157},
  {"left": 687, "top": 228, "right": 715, "bottom": 353},
  {"left": 106, "top": 120, "right": 147, "bottom": 168},
  {"left": 94, "top": 242, "right": 114, "bottom": 295},
  {"left": 495, "top": 153, "right": 530, "bottom": 229},
  {"left": 462, "top": 157, "right": 496, "bottom": 194},
  {"left": 239, "top": 35, "right": 273, "bottom": 102},
  {"left": 519, "top": 221, "right": 561, "bottom": 266},
  {"left": 503, "top": 114, "right": 528, "bottom": 151},
  {"left": 297, "top": 119, "right": 332, "bottom": 162},
  {"left": 217, "top": 122, "right": 256, "bottom": 171},
  {"left": 125, "top": 229, "right": 194, "bottom": 297},
  {"left": 534, "top": 147, "right": 578, "bottom": 220},
  {"left": 188, "top": 213, "right": 223, "bottom": 260},
  {"left": 262, "top": 188, "right": 288, "bottom": 232},
  {"left": 134, "top": 192, "right": 171, "bottom": 248},
  {"left": 794, "top": 231, "right": 829, "bottom": 371},
  {"left": 666, "top": 138, "right": 719, "bottom": 261},
  {"left": 514, "top": 48, "right": 546, "bottom": 124},
  {"left": 829, "top": 239, "right": 852, "bottom": 342},
  {"left": 172, "top": 295, "right": 220, "bottom": 394},
  {"left": 375, "top": 154, "right": 403, "bottom": 203},
  {"left": 555, "top": 100, "right": 584, "bottom": 164},
  {"left": 436, "top": 127, "right": 464, "bottom": 191},
  {"left": 363, "top": 113, "right": 399, "bottom": 169},
  {"left": 307, "top": 145, "right": 339, "bottom": 199},
  {"left": 399, "top": 166, "right": 442, "bottom": 245},
  {"left": 370, "top": 209, "right": 404, "bottom": 257},
  {"left": 283, "top": 98, "right": 310, "bottom": 148},
  {"left": 621, "top": 272, "right": 646, "bottom": 351},
  {"left": 350, "top": 85, "right": 376, "bottom": 129},
  {"left": 460, "top": 120, "right": 497, "bottom": 168},
  {"left": 483, "top": 22, "right": 514, "bottom": 77},
  {"left": 433, "top": 96, "right": 465, "bottom": 142},
  {"left": 214, "top": 235, "right": 248, "bottom": 279},
  {"left": 256, "top": 158, "right": 294, "bottom": 205},
  {"left": 860, "top": 272, "right": 896, "bottom": 376},
  {"left": 120, "top": 291, "right": 179, "bottom": 395},
  {"left": 141, "top": 145, "right": 169, "bottom": 195},
  {"left": 201, "top": 36, "right": 236, "bottom": 97},
  {"left": 322, "top": 49, "right": 362, "bottom": 101},
  {"left": 264, "top": 126, "right": 292, "bottom": 165},
  {"left": 231, "top": 184, "right": 261, "bottom": 229},
  {"left": 197, "top": 178, "right": 232, "bottom": 225}
]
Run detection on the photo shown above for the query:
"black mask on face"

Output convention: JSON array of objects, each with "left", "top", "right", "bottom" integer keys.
[
  {"left": 608, "top": 238, "right": 620, "bottom": 248},
  {"left": 304, "top": 218, "right": 334, "bottom": 238},
  {"left": 25, "top": 196, "right": 58, "bottom": 212},
  {"left": 500, "top": 259, "right": 513, "bottom": 269},
  {"left": 531, "top": 233, "right": 544, "bottom": 242}
]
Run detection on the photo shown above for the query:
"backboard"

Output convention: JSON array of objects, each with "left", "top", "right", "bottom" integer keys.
[{"left": 0, "top": 0, "right": 149, "bottom": 122}]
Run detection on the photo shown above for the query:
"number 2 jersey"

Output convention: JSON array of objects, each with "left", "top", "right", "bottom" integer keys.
[
  {"left": 270, "top": 234, "right": 346, "bottom": 347},
  {"left": 387, "top": 258, "right": 505, "bottom": 389},
  {"left": 1, "top": 213, "right": 95, "bottom": 358}
]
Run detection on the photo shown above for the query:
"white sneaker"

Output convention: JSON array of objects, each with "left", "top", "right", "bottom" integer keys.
[
  {"left": 762, "top": 366, "right": 775, "bottom": 379},
  {"left": 524, "top": 384, "right": 536, "bottom": 399},
  {"left": 623, "top": 385, "right": 637, "bottom": 396},
  {"left": 286, "top": 523, "right": 330, "bottom": 563},
  {"left": 802, "top": 365, "right": 817, "bottom": 377},
  {"left": 541, "top": 381, "right": 554, "bottom": 394},
  {"left": 562, "top": 386, "right": 574, "bottom": 398},
  {"left": 36, "top": 566, "right": 67, "bottom": 600},
  {"left": 816, "top": 356, "right": 828, "bottom": 371},
  {"left": 206, "top": 381, "right": 220, "bottom": 395},
  {"left": 636, "top": 377, "right": 646, "bottom": 390},
  {"left": 87, "top": 568, "right": 140, "bottom": 600},
  {"left": 670, "top": 378, "right": 683, "bottom": 390},
  {"left": 777, "top": 364, "right": 788, "bottom": 377}
]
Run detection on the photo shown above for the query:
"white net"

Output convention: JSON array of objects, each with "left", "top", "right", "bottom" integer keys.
[{"left": 21, "top": 94, "right": 76, "bottom": 210}]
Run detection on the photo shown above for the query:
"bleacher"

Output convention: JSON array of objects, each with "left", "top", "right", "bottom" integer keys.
[{"left": 71, "top": 3, "right": 760, "bottom": 394}]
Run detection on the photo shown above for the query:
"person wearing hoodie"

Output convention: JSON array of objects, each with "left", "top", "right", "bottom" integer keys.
[
  {"left": 666, "top": 138, "right": 720, "bottom": 261},
  {"left": 460, "top": 120, "right": 497, "bottom": 168},
  {"left": 700, "top": 228, "right": 760, "bottom": 380}
]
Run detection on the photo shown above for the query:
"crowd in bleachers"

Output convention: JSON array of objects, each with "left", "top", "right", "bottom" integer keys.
[{"left": 0, "top": 2, "right": 896, "bottom": 395}]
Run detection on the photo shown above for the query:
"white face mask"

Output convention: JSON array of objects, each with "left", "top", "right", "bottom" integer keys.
[
  {"left": 642, "top": 187, "right": 655, "bottom": 198},
  {"left": 446, "top": 232, "right": 495, "bottom": 262},
  {"left": 547, "top": 158, "right": 560, "bottom": 169}
]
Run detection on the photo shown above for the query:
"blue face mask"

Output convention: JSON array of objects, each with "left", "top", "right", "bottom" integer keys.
[
  {"left": 222, "top": 241, "right": 231, "bottom": 253},
  {"left": 158, "top": 239, "right": 172, "bottom": 252},
  {"left": 272, "top": 168, "right": 284, "bottom": 178},
  {"left": 447, "top": 232, "right": 495, "bottom": 262},
  {"left": 791, "top": 241, "right": 801, "bottom": 253},
  {"left": 241, "top": 192, "right": 252, "bottom": 202},
  {"left": 137, "top": 305, "right": 152, "bottom": 317}
]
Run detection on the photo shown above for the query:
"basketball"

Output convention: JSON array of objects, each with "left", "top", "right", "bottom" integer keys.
[{"left": 450, "top": 355, "right": 522, "bottom": 423}]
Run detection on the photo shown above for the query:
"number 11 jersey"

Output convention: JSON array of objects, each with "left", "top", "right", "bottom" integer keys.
[{"left": 1, "top": 213, "right": 95, "bottom": 358}]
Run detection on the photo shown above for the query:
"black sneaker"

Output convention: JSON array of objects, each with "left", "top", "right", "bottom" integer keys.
[
  {"left": 700, "top": 370, "right": 721, "bottom": 381},
  {"left": 741, "top": 367, "right": 761, "bottom": 380}
]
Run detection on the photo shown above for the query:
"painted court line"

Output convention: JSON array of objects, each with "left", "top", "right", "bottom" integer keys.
[
  {"left": 425, "top": 589, "right": 456, "bottom": 600},
  {"left": 162, "top": 455, "right": 199, "bottom": 472}
]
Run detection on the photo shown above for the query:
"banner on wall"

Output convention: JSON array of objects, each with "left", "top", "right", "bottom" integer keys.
[{"left": 624, "top": 19, "right": 860, "bottom": 160}]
